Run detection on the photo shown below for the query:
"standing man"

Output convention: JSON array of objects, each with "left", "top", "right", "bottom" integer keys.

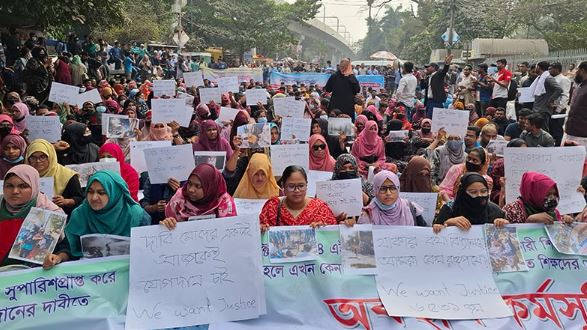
[
  {"left": 423, "top": 55, "right": 453, "bottom": 118},
  {"left": 487, "top": 58, "right": 512, "bottom": 109},
  {"left": 474, "top": 63, "right": 492, "bottom": 116},
  {"left": 395, "top": 61, "right": 417, "bottom": 120},
  {"left": 531, "top": 61, "right": 562, "bottom": 138},
  {"left": 564, "top": 62, "right": 587, "bottom": 149},
  {"left": 549, "top": 62, "right": 572, "bottom": 145}
]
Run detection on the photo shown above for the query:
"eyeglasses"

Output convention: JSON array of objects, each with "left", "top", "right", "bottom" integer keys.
[
  {"left": 284, "top": 183, "right": 307, "bottom": 192},
  {"left": 312, "top": 144, "right": 326, "bottom": 151},
  {"left": 379, "top": 185, "right": 398, "bottom": 193},
  {"left": 28, "top": 155, "right": 48, "bottom": 162}
]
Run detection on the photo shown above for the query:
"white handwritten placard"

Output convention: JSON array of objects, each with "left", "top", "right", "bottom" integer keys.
[
  {"left": 217, "top": 76, "right": 240, "bottom": 93},
  {"left": 486, "top": 139, "right": 508, "bottom": 157},
  {"left": 143, "top": 144, "right": 194, "bottom": 184},
  {"left": 65, "top": 162, "right": 120, "bottom": 187},
  {"left": 127, "top": 216, "right": 263, "bottom": 329},
  {"left": 151, "top": 98, "right": 190, "bottom": 127},
  {"left": 152, "top": 80, "right": 176, "bottom": 97},
  {"left": 48, "top": 82, "right": 80, "bottom": 104},
  {"left": 26, "top": 116, "right": 61, "bottom": 143},
  {"left": 199, "top": 87, "right": 222, "bottom": 104},
  {"left": 39, "top": 177, "right": 55, "bottom": 199},
  {"left": 218, "top": 107, "right": 241, "bottom": 123},
  {"left": 386, "top": 130, "right": 409, "bottom": 142},
  {"left": 306, "top": 170, "right": 333, "bottom": 197},
  {"left": 517, "top": 87, "right": 535, "bottom": 103},
  {"left": 273, "top": 97, "right": 305, "bottom": 118},
  {"left": 183, "top": 71, "right": 205, "bottom": 88},
  {"left": 280, "top": 118, "right": 311, "bottom": 142},
  {"left": 76, "top": 88, "right": 102, "bottom": 107},
  {"left": 327, "top": 118, "right": 354, "bottom": 136},
  {"left": 130, "top": 140, "right": 172, "bottom": 174},
  {"left": 504, "top": 146, "right": 586, "bottom": 215},
  {"left": 269, "top": 144, "right": 309, "bottom": 175},
  {"left": 245, "top": 89, "right": 268, "bottom": 105},
  {"left": 400, "top": 192, "right": 438, "bottom": 226},
  {"left": 234, "top": 198, "right": 267, "bottom": 216},
  {"left": 431, "top": 108, "right": 470, "bottom": 138},
  {"left": 373, "top": 226, "right": 512, "bottom": 319},
  {"left": 316, "top": 178, "right": 363, "bottom": 217}
]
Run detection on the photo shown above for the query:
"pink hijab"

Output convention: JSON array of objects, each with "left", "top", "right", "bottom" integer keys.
[
  {"left": 365, "top": 105, "right": 383, "bottom": 121},
  {"left": 352, "top": 121, "right": 384, "bottom": 159},
  {"left": 309, "top": 134, "right": 335, "bottom": 171},
  {"left": 11, "top": 102, "right": 29, "bottom": 132},
  {"left": 5, "top": 164, "right": 62, "bottom": 213},
  {"left": 358, "top": 170, "right": 422, "bottom": 225},
  {"left": 147, "top": 123, "right": 173, "bottom": 141}
]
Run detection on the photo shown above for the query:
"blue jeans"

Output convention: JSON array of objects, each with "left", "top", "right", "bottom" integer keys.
[{"left": 425, "top": 100, "right": 445, "bottom": 119}]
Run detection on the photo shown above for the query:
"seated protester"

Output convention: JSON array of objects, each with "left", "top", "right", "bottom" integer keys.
[
  {"left": 99, "top": 143, "right": 140, "bottom": 202},
  {"left": 192, "top": 120, "right": 236, "bottom": 172},
  {"left": 400, "top": 155, "right": 443, "bottom": 215},
  {"left": 503, "top": 172, "right": 574, "bottom": 224},
  {"left": 259, "top": 165, "right": 336, "bottom": 231},
  {"left": 309, "top": 134, "right": 335, "bottom": 172},
  {"left": 0, "top": 114, "right": 22, "bottom": 143},
  {"left": 0, "top": 134, "right": 26, "bottom": 178},
  {"left": 356, "top": 170, "right": 426, "bottom": 226},
  {"left": 332, "top": 153, "right": 373, "bottom": 204},
  {"left": 26, "top": 139, "right": 84, "bottom": 215},
  {"left": 504, "top": 108, "right": 531, "bottom": 141},
  {"left": 160, "top": 164, "right": 236, "bottom": 228},
  {"left": 354, "top": 115, "right": 367, "bottom": 136},
  {"left": 269, "top": 123, "right": 281, "bottom": 145},
  {"left": 140, "top": 171, "right": 182, "bottom": 225},
  {"left": 479, "top": 123, "right": 502, "bottom": 148},
  {"left": 57, "top": 171, "right": 150, "bottom": 260},
  {"left": 464, "top": 126, "right": 481, "bottom": 153},
  {"left": 425, "top": 129, "right": 466, "bottom": 186},
  {"left": 520, "top": 113, "right": 555, "bottom": 147},
  {"left": 58, "top": 122, "right": 99, "bottom": 165},
  {"left": 412, "top": 118, "right": 435, "bottom": 149},
  {"left": 466, "top": 103, "right": 479, "bottom": 125},
  {"left": 234, "top": 153, "right": 280, "bottom": 199},
  {"left": 439, "top": 146, "right": 492, "bottom": 202},
  {"left": 0, "top": 165, "right": 66, "bottom": 267},
  {"left": 385, "top": 119, "right": 411, "bottom": 164},
  {"left": 351, "top": 120, "right": 385, "bottom": 177},
  {"left": 490, "top": 138, "right": 526, "bottom": 206},
  {"left": 311, "top": 117, "right": 346, "bottom": 159},
  {"left": 229, "top": 110, "right": 252, "bottom": 149},
  {"left": 433, "top": 173, "right": 508, "bottom": 233},
  {"left": 10, "top": 102, "right": 29, "bottom": 132},
  {"left": 493, "top": 107, "right": 515, "bottom": 136}
]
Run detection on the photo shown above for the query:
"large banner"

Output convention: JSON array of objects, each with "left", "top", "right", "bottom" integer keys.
[
  {"left": 269, "top": 72, "right": 385, "bottom": 90},
  {"left": 1, "top": 225, "right": 586, "bottom": 329},
  {"left": 201, "top": 67, "right": 263, "bottom": 84},
  {"left": 356, "top": 75, "right": 385, "bottom": 90}
]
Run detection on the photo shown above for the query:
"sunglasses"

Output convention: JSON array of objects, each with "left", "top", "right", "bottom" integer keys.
[{"left": 313, "top": 144, "right": 326, "bottom": 151}]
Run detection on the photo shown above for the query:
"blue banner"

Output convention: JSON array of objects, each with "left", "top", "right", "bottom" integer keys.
[{"left": 269, "top": 72, "right": 385, "bottom": 90}]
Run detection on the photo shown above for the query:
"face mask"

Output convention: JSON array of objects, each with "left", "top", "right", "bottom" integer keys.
[
  {"left": 320, "top": 115, "right": 328, "bottom": 120},
  {"left": 0, "top": 127, "right": 11, "bottom": 136},
  {"left": 337, "top": 171, "right": 357, "bottom": 180},
  {"left": 100, "top": 157, "right": 117, "bottom": 163},
  {"left": 446, "top": 140, "right": 463, "bottom": 153},
  {"left": 422, "top": 127, "right": 431, "bottom": 134},
  {"left": 257, "top": 117, "right": 267, "bottom": 123},
  {"left": 96, "top": 106, "right": 107, "bottom": 113},
  {"left": 543, "top": 196, "right": 559, "bottom": 211},
  {"left": 464, "top": 193, "right": 489, "bottom": 208},
  {"left": 465, "top": 161, "right": 482, "bottom": 172}
]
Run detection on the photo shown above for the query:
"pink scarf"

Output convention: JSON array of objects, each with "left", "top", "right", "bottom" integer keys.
[
  {"left": 309, "top": 134, "right": 335, "bottom": 171},
  {"left": 5, "top": 164, "right": 62, "bottom": 213},
  {"left": 352, "top": 121, "right": 384, "bottom": 160}
]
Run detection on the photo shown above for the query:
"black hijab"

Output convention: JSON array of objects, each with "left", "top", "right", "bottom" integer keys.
[
  {"left": 62, "top": 122, "right": 99, "bottom": 164},
  {"left": 312, "top": 117, "right": 329, "bottom": 139},
  {"left": 451, "top": 173, "right": 490, "bottom": 224}
]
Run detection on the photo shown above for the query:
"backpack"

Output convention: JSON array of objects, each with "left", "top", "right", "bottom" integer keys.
[{"left": 507, "top": 79, "right": 518, "bottom": 101}]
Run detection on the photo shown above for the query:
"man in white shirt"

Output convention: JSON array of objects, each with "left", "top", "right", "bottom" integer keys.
[
  {"left": 549, "top": 62, "right": 572, "bottom": 145},
  {"left": 366, "top": 89, "right": 381, "bottom": 108},
  {"left": 394, "top": 61, "right": 417, "bottom": 120}
]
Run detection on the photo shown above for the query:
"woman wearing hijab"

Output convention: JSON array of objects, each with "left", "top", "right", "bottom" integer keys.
[
  {"left": 324, "top": 58, "right": 360, "bottom": 118},
  {"left": 230, "top": 110, "right": 251, "bottom": 149},
  {"left": 384, "top": 119, "right": 410, "bottom": 163},
  {"left": 234, "top": 153, "right": 280, "bottom": 199},
  {"left": 144, "top": 121, "right": 173, "bottom": 141},
  {"left": 192, "top": 120, "right": 233, "bottom": 159},
  {"left": 0, "top": 115, "right": 21, "bottom": 143},
  {"left": 400, "top": 156, "right": 434, "bottom": 193},
  {"left": 439, "top": 146, "right": 492, "bottom": 202},
  {"left": 357, "top": 170, "right": 425, "bottom": 226},
  {"left": 26, "top": 139, "right": 84, "bottom": 215},
  {"left": 10, "top": 102, "right": 29, "bottom": 132},
  {"left": 99, "top": 143, "right": 140, "bottom": 202},
  {"left": 0, "top": 134, "right": 26, "bottom": 178},
  {"left": 351, "top": 120, "right": 385, "bottom": 177},
  {"left": 412, "top": 118, "right": 435, "bottom": 147},
  {"left": 160, "top": 164, "right": 236, "bottom": 228},
  {"left": 503, "top": 172, "right": 574, "bottom": 224},
  {"left": 260, "top": 166, "right": 336, "bottom": 231},
  {"left": 0, "top": 165, "right": 66, "bottom": 267},
  {"left": 60, "top": 122, "right": 99, "bottom": 165},
  {"left": 269, "top": 123, "right": 281, "bottom": 145},
  {"left": 59, "top": 171, "right": 150, "bottom": 260},
  {"left": 490, "top": 138, "right": 526, "bottom": 206},
  {"left": 309, "top": 134, "right": 335, "bottom": 172},
  {"left": 433, "top": 173, "right": 507, "bottom": 233},
  {"left": 425, "top": 129, "right": 466, "bottom": 185},
  {"left": 311, "top": 117, "right": 346, "bottom": 159},
  {"left": 332, "top": 154, "right": 374, "bottom": 204},
  {"left": 71, "top": 55, "right": 87, "bottom": 87},
  {"left": 354, "top": 115, "right": 367, "bottom": 136}
]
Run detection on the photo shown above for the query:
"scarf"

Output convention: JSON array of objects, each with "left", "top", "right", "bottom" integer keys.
[
  {"left": 269, "top": 122, "right": 281, "bottom": 145},
  {"left": 355, "top": 115, "right": 367, "bottom": 135},
  {"left": 361, "top": 170, "right": 422, "bottom": 225},
  {"left": 62, "top": 122, "right": 99, "bottom": 164},
  {"left": 418, "top": 119, "right": 435, "bottom": 139},
  {"left": 399, "top": 156, "right": 432, "bottom": 192},
  {"left": 530, "top": 71, "right": 550, "bottom": 96},
  {"left": 365, "top": 105, "right": 383, "bottom": 121},
  {"left": 0, "top": 134, "right": 26, "bottom": 178},
  {"left": 230, "top": 111, "right": 251, "bottom": 149},
  {"left": 65, "top": 170, "right": 144, "bottom": 257},
  {"left": 519, "top": 171, "right": 558, "bottom": 219},
  {"left": 193, "top": 120, "right": 234, "bottom": 159},
  {"left": 147, "top": 122, "right": 173, "bottom": 141},
  {"left": 309, "top": 134, "right": 335, "bottom": 171},
  {"left": 26, "top": 139, "right": 78, "bottom": 195},
  {"left": 10, "top": 102, "right": 29, "bottom": 132},
  {"left": 99, "top": 143, "right": 138, "bottom": 191},
  {"left": 167, "top": 164, "right": 229, "bottom": 220},
  {"left": 234, "top": 153, "right": 280, "bottom": 199},
  {"left": 450, "top": 173, "right": 489, "bottom": 224},
  {"left": 352, "top": 121, "right": 384, "bottom": 159},
  {"left": 339, "top": 58, "right": 353, "bottom": 76},
  {"left": 437, "top": 143, "right": 465, "bottom": 180}
]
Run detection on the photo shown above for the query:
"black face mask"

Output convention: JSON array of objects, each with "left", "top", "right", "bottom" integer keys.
[
  {"left": 0, "top": 127, "right": 12, "bottom": 137},
  {"left": 422, "top": 127, "right": 431, "bottom": 134},
  {"left": 80, "top": 134, "right": 94, "bottom": 145},
  {"left": 337, "top": 171, "right": 357, "bottom": 180},
  {"left": 465, "top": 161, "right": 482, "bottom": 172},
  {"left": 464, "top": 193, "right": 489, "bottom": 208}
]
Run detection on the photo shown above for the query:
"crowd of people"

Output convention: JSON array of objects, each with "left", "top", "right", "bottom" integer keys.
[{"left": 0, "top": 32, "right": 586, "bottom": 280}]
